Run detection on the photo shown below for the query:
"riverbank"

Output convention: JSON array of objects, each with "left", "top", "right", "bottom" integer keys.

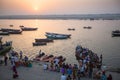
[{"left": 0, "top": 60, "right": 120, "bottom": 80}]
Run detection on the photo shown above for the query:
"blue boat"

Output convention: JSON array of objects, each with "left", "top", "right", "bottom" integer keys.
[{"left": 45, "top": 34, "right": 68, "bottom": 39}]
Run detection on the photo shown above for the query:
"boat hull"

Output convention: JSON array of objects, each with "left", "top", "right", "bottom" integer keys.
[
  {"left": 33, "top": 42, "right": 47, "bottom": 46},
  {"left": 45, "top": 34, "right": 68, "bottom": 39}
]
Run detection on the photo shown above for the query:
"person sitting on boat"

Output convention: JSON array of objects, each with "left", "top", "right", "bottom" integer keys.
[
  {"left": 19, "top": 51, "right": 23, "bottom": 60},
  {"left": 39, "top": 50, "right": 41, "bottom": 55},
  {"left": 38, "top": 51, "right": 45, "bottom": 58},
  {"left": 24, "top": 56, "right": 29, "bottom": 62}
]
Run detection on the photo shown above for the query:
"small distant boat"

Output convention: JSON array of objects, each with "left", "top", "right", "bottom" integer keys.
[
  {"left": 9, "top": 25, "right": 14, "bottom": 27},
  {"left": 46, "top": 32, "right": 71, "bottom": 38},
  {"left": 35, "top": 38, "right": 53, "bottom": 42},
  {"left": 112, "top": 30, "right": 120, "bottom": 37},
  {"left": 33, "top": 42, "right": 47, "bottom": 46},
  {"left": 68, "top": 28, "right": 75, "bottom": 31},
  {"left": 45, "top": 34, "right": 68, "bottom": 39},
  {"left": 83, "top": 26, "right": 92, "bottom": 29},
  {"left": 20, "top": 26, "right": 38, "bottom": 31}
]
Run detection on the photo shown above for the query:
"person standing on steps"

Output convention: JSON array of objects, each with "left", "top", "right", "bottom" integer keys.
[{"left": 4, "top": 55, "right": 8, "bottom": 66}]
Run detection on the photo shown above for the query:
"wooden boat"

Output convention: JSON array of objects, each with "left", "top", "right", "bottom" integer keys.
[
  {"left": 0, "top": 41, "right": 12, "bottom": 55},
  {"left": 9, "top": 25, "right": 13, "bottom": 27},
  {"left": 0, "top": 28, "right": 21, "bottom": 32},
  {"left": 20, "top": 26, "right": 38, "bottom": 31},
  {"left": 68, "top": 28, "right": 75, "bottom": 31},
  {"left": 0, "top": 32, "right": 9, "bottom": 35},
  {"left": 87, "top": 26, "right": 92, "bottom": 29},
  {"left": 112, "top": 30, "right": 120, "bottom": 37},
  {"left": 83, "top": 26, "right": 92, "bottom": 29},
  {"left": 33, "top": 52, "right": 45, "bottom": 61},
  {"left": 21, "top": 27, "right": 38, "bottom": 31},
  {"left": 0, "top": 46, "right": 11, "bottom": 55},
  {"left": 45, "top": 34, "right": 68, "bottom": 39},
  {"left": 8, "top": 30, "right": 22, "bottom": 34},
  {"left": 33, "top": 54, "right": 53, "bottom": 61},
  {"left": 35, "top": 38, "right": 53, "bottom": 42},
  {"left": 33, "top": 42, "right": 47, "bottom": 46},
  {"left": 33, "top": 53, "right": 66, "bottom": 63},
  {"left": 46, "top": 32, "right": 71, "bottom": 38},
  {"left": 41, "top": 55, "right": 66, "bottom": 62}
]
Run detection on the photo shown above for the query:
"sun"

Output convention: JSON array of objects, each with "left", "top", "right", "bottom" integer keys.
[{"left": 34, "top": 7, "right": 38, "bottom": 11}]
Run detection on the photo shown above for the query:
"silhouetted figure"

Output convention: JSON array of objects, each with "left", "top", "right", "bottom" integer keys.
[
  {"left": 100, "top": 54, "right": 103, "bottom": 64},
  {"left": 89, "top": 62, "right": 93, "bottom": 78},
  {"left": 4, "top": 55, "right": 8, "bottom": 66},
  {"left": 24, "top": 56, "right": 28, "bottom": 62},
  {"left": 66, "top": 75, "right": 72, "bottom": 80},
  {"left": 107, "top": 74, "right": 112, "bottom": 80},
  {"left": 12, "top": 62, "right": 19, "bottom": 78},
  {"left": 19, "top": 51, "right": 23, "bottom": 60}
]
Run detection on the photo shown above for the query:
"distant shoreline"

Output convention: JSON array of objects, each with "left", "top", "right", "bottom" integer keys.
[{"left": 0, "top": 14, "right": 120, "bottom": 20}]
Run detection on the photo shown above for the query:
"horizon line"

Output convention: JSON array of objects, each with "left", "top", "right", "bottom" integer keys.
[{"left": 0, "top": 13, "right": 120, "bottom": 16}]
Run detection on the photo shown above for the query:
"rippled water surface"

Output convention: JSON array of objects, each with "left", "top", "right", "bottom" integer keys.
[{"left": 0, "top": 19, "right": 120, "bottom": 68}]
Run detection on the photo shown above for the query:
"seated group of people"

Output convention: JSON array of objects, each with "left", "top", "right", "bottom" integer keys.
[{"left": 9, "top": 50, "right": 32, "bottom": 67}]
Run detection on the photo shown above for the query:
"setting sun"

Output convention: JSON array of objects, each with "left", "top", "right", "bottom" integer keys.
[{"left": 34, "top": 7, "right": 38, "bottom": 11}]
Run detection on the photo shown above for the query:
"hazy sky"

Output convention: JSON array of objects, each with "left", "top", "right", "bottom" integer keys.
[{"left": 0, "top": 0, "right": 120, "bottom": 15}]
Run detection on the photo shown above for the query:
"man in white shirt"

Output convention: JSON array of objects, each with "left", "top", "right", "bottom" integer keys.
[
  {"left": 43, "top": 63, "right": 48, "bottom": 70},
  {"left": 61, "top": 74, "right": 66, "bottom": 80}
]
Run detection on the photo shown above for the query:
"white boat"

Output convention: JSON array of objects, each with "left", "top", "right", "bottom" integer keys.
[{"left": 46, "top": 32, "right": 71, "bottom": 38}]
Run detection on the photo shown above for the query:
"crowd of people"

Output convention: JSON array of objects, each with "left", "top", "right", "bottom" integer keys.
[
  {"left": 41, "top": 45, "right": 113, "bottom": 80},
  {"left": 1, "top": 47, "right": 113, "bottom": 80},
  {"left": 3, "top": 49, "right": 31, "bottom": 78}
]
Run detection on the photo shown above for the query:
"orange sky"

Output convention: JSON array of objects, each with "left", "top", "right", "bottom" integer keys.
[{"left": 0, "top": 0, "right": 120, "bottom": 15}]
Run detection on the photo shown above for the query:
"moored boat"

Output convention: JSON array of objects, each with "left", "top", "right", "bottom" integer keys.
[
  {"left": 33, "top": 42, "right": 47, "bottom": 46},
  {"left": 46, "top": 32, "right": 71, "bottom": 38},
  {"left": 67, "top": 28, "right": 75, "bottom": 31},
  {"left": 35, "top": 38, "right": 53, "bottom": 42},
  {"left": 0, "top": 32, "right": 9, "bottom": 35},
  {"left": 20, "top": 26, "right": 38, "bottom": 31},
  {"left": 21, "top": 27, "right": 38, "bottom": 31},
  {"left": 45, "top": 34, "right": 68, "bottom": 39},
  {"left": 0, "top": 46, "right": 11, "bottom": 55},
  {"left": 8, "top": 30, "right": 22, "bottom": 34},
  {"left": 83, "top": 26, "right": 92, "bottom": 29},
  {"left": 0, "top": 38, "right": 12, "bottom": 55},
  {"left": 9, "top": 25, "right": 14, "bottom": 27},
  {"left": 112, "top": 30, "right": 120, "bottom": 37},
  {"left": 0, "top": 28, "right": 21, "bottom": 32},
  {"left": 33, "top": 53, "right": 66, "bottom": 63}
]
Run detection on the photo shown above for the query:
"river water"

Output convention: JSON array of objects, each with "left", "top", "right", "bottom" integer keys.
[{"left": 0, "top": 19, "right": 120, "bottom": 68}]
